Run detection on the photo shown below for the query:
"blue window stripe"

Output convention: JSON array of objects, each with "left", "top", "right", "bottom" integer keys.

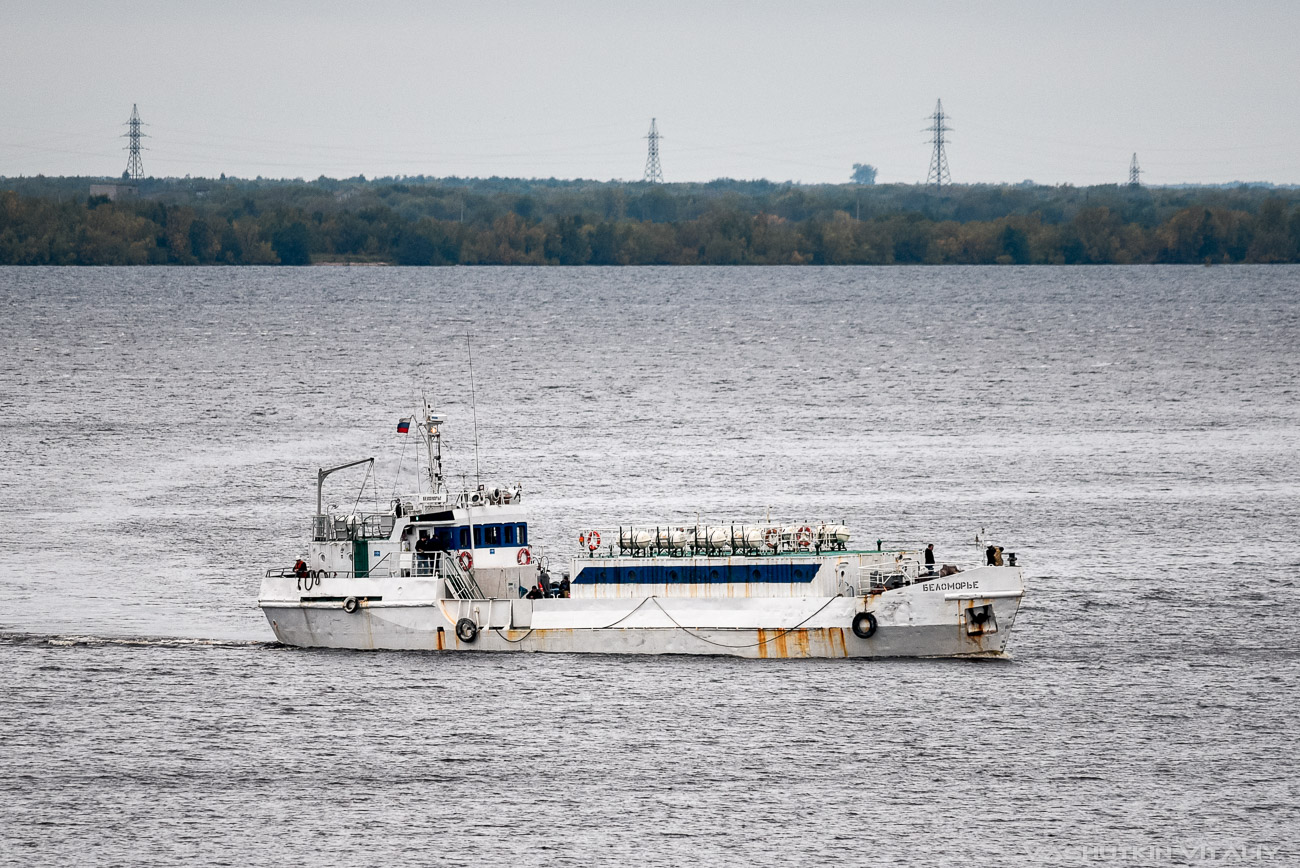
[{"left": 572, "top": 563, "right": 816, "bottom": 584}]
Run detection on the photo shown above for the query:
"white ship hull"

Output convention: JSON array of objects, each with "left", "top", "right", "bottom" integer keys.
[
  {"left": 259, "top": 565, "right": 1023, "bottom": 659},
  {"left": 261, "top": 406, "right": 1027, "bottom": 659}
]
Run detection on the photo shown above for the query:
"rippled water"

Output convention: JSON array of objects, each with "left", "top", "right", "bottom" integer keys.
[{"left": 1, "top": 265, "right": 1297, "bottom": 866}]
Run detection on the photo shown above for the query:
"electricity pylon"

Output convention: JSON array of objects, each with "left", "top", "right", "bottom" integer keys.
[
  {"left": 122, "top": 104, "right": 147, "bottom": 180},
  {"left": 643, "top": 118, "right": 664, "bottom": 183},
  {"left": 925, "top": 99, "right": 952, "bottom": 191}
]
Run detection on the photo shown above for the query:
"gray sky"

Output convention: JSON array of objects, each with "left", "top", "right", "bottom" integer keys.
[{"left": 4, "top": 0, "right": 1298, "bottom": 185}]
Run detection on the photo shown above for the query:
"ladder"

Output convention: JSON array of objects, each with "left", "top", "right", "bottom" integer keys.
[{"left": 439, "top": 552, "right": 485, "bottom": 600}]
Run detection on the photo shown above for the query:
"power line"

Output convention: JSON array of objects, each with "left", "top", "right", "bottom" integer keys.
[
  {"left": 643, "top": 118, "right": 664, "bottom": 183},
  {"left": 122, "top": 104, "right": 147, "bottom": 179},
  {"left": 924, "top": 99, "right": 952, "bottom": 191}
]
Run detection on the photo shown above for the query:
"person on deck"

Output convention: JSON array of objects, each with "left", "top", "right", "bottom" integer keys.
[
  {"left": 415, "top": 530, "right": 432, "bottom": 575},
  {"left": 924, "top": 544, "right": 936, "bottom": 576},
  {"left": 292, "top": 558, "right": 308, "bottom": 579}
]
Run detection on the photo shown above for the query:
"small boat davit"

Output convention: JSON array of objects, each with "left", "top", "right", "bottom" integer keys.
[{"left": 258, "top": 406, "right": 1025, "bottom": 658}]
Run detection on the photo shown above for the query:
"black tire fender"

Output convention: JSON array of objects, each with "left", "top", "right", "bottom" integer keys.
[
  {"left": 852, "top": 611, "right": 878, "bottom": 639},
  {"left": 342, "top": 596, "right": 359, "bottom": 614},
  {"left": 455, "top": 617, "right": 478, "bottom": 643}
]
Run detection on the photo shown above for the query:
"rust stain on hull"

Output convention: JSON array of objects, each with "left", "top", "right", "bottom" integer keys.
[{"left": 772, "top": 629, "right": 789, "bottom": 658}]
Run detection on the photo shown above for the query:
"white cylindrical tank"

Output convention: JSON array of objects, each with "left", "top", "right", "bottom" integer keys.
[
  {"left": 656, "top": 527, "right": 688, "bottom": 548},
  {"left": 704, "top": 526, "right": 731, "bottom": 550},
  {"left": 621, "top": 528, "right": 653, "bottom": 550}
]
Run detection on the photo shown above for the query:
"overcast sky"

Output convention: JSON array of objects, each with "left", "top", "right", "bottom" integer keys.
[{"left": 4, "top": 0, "right": 1298, "bottom": 185}]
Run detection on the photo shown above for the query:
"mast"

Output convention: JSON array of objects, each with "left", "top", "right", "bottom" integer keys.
[
  {"left": 419, "top": 399, "right": 446, "bottom": 498},
  {"left": 466, "top": 329, "right": 482, "bottom": 489}
]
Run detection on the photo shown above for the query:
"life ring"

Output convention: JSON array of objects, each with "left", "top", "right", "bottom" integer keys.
[
  {"left": 852, "top": 611, "right": 878, "bottom": 639},
  {"left": 517, "top": 548, "right": 532, "bottom": 566},
  {"left": 795, "top": 526, "right": 814, "bottom": 548},
  {"left": 587, "top": 530, "right": 601, "bottom": 552},
  {"left": 458, "top": 550, "right": 474, "bottom": 571},
  {"left": 343, "top": 596, "right": 359, "bottom": 614},
  {"left": 762, "top": 527, "right": 780, "bottom": 549},
  {"left": 455, "top": 617, "right": 478, "bottom": 643}
]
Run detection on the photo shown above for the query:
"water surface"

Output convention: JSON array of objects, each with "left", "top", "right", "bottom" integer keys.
[{"left": 1, "top": 266, "right": 1297, "bottom": 865}]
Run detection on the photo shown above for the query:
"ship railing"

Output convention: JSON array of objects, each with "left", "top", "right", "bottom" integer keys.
[
  {"left": 592, "top": 523, "right": 855, "bottom": 559},
  {"left": 312, "top": 513, "right": 396, "bottom": 541},
  {"left": 413, "top": 551, "right": 484, "bottom": 600},
  {"left": 854, "top": 558, "right": 1006, "bottom": 594},
  {"left": 267, "top": 550, "right": 484, "bottom": 598}
]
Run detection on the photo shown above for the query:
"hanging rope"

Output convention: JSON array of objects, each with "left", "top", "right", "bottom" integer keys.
[
  {"left": 350, "top": 461, "right": 373, "bottom": 516},
  {"left": 487, "top": 594, "right": 845, "bottom": 651},
  {"left": 649, "top": 595, "right": 843, "bottom": 649}
]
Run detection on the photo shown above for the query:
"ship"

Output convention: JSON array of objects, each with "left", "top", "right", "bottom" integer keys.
[{"left": 258, "top": 405, "right": 1025, "bottom": 658}]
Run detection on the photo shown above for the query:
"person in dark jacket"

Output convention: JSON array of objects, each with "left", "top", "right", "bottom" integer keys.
[{"left": 924, "top": 544, "right": 936, "bottom": 575}]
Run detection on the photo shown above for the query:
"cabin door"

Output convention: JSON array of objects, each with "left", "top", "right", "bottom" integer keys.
[{"left": 353, "top": 541, "right": 370, "bottom": 578}]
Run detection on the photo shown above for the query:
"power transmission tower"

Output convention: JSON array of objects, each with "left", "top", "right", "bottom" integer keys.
[
  {"left": 122, "top": 104, "right": 147, "bottom": 180},
  {"left": 1128, "top": 152, "right": 1142, "bottom": 186},
  {"left": 643, "top": 118, "right": 664, "bottom": 183},
  {"left": 925, "top": 99, "right": 952, "bottom": 191}
]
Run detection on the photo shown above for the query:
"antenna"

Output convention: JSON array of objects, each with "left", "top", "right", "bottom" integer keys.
[
  {"left": 122, "top": 104, "right": 147, "bottom": 180},
  {"left": 1128, "top": 152, "right": 1142, "bottom": 187},
  {"left": 466, "top": 329, "right": 482, "bottom": 488},
  {"left": 643, "top": 118, "right": 664, "bottom": 183},
  {"left": 925, "top": 99, "right": 952, "bottom": 191},
  {"left": 418, "top": 394, "right": 446, "bottom": 496}
]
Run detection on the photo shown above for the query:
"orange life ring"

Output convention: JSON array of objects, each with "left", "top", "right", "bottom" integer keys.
[
  {"left": 762, "top": 527, "right": 780, "bottom": 548},
  {"left": 458, "top": 550, "right": 473, "bottom": 571},
  {"left": 588, "top": 530, "right": 601, "bottom": 551},
  {"left": 795, "top": 526, "right": 813, "bottom": 547},
  {"left": 517, "top": 547, "right": 532, "bottom": 565}
]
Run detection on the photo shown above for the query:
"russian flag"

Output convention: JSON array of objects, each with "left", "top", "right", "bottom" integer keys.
[{"left": 397, "top": 417, "right": 411, "bottom": 434}]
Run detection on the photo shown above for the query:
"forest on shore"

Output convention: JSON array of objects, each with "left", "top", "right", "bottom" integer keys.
[{"left": 2, "top": 175, "right": 1299, "bottom": 266}]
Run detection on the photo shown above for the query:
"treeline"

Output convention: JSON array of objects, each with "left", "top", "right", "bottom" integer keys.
[{"left": 2, "top": 176, "right": 1300, "bottom": 265}]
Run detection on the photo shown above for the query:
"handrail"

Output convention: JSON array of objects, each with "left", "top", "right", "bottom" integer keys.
[
  {"left": 312, "top": 512, "right": 396, "bottom": 542},
  {"left": 587, "top": 523, "right": 859, "bottom": 559}
]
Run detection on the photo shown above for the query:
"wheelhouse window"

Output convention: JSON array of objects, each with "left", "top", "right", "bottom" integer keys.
[
  {"left": 517, "top": 523, "right": 528, "bottom": 545},
  {"left": 503, "top": 525, "right": 516, "bottom": 546}
]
